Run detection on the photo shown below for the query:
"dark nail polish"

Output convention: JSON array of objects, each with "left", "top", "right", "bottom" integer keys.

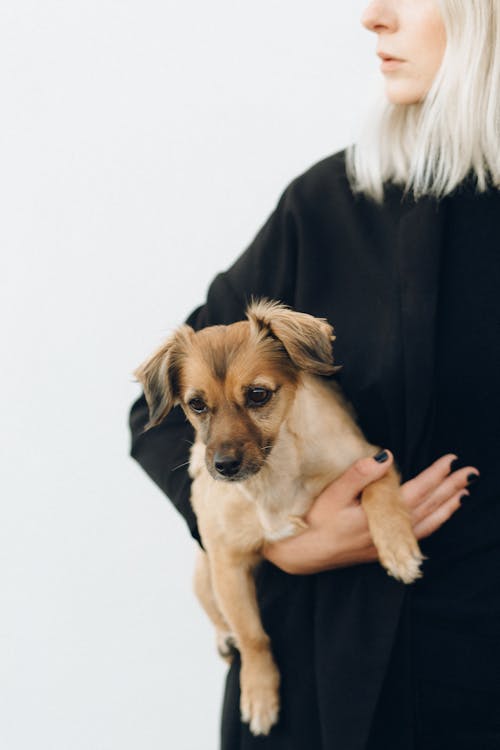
[
  {"left": 450, "top": 457, "right": 461, "bottom": 471},
  {"left": 374, "top": 450, "right": 389, "bottom": 463},
  {"left": 467, "top": 473, "right": 479, "bottom": 485}
]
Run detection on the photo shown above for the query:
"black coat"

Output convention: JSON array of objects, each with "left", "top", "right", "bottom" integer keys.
[{"left": 129, "top": 151, "right": 500, "bottom": 749}]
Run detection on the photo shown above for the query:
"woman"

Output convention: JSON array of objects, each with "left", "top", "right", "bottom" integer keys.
[{"left": 130, "top": 1, "right": 500, "bottom": 747}]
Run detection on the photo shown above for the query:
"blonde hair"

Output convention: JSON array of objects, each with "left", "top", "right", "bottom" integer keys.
[{"left": 347, "top": 0, "right": 500, "bottom": 202}]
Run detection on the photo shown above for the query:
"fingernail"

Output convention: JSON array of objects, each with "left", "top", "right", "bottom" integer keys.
[
  {"left": 450, "top": 457, "right": 461, "bottom": 471},
  {"left": 459, "top": 493, "right": 469, "bottom": 505},
  {"left": 373, "top": 450, "right": 389, "bottom": 463},
  {"left": 467, "top": 473, "right": 479, "bottom": 485}
]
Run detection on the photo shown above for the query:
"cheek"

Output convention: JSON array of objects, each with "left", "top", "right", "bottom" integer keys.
[
  {"left": 384, "top": 52, "right": 444, "bottom": 105},
  {"left": 184, "top": 410, "right": 210, "bottom": 443},
  {"left": 248, "top": 391, "right": 294, "bottom": 439},
  {"left": 420, "top": 11, "right": 447, "bottom": 79},
  {"left": 385, "top": 6, "right": 446, "bottom": 105},
  {"left": 247, "top": 410, "right": 279, "bottom": 444},
  {"left": 198, "top": 419, "right": 210, "bottom": 443}
]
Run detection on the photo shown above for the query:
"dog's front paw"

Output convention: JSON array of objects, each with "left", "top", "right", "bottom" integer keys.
[
  {"left": 377, "top": 528, "right": 424, "bottom": 584},
  {"left": 240, "top": 657, "right": 280, "bottom": 736},
  {"left": 380, "top": 544, "right": 423, "bottom": 584}
]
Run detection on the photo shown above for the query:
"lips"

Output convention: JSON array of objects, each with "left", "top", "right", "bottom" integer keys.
[
  {"left": 377, "top": 51, "right": 405, "bottom": 62},
  {"left": 377, "top": 52, "right": 405, "bottom": 72}
]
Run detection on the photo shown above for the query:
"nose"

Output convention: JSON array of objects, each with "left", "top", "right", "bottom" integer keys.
[
  {"left": 361, "top": 1, "right": 398, "bottom": 33},
  {"left": 214, "top": 451, "right": 242, "bottom": 477}
]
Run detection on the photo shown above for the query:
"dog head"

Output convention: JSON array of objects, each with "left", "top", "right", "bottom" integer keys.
[{"left": 134, "top": 300, "right": 340, "bottom": 482}]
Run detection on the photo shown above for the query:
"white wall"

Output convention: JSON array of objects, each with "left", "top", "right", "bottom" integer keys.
[{"left": 0, "top": 2, "right": 379, "bottom": 748}]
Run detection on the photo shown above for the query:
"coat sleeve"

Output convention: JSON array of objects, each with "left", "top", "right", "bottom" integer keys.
[{"left": 128, "top": 182, "right": 300, "bottom": 544}]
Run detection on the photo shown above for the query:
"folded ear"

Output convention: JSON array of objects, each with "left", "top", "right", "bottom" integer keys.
[
  {"left": 246, "top": 299, "right": 341, "bottom": 376},
  {"left": 133, "top": 325, "right": 193, "bottom": 430}
]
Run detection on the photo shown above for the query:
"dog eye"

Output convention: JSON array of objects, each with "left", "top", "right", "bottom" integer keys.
[
  {"left": 188, "top": 398, "right": 208, "bottom": 414},
  {"left": 246, "top": 387, "right": 272, "bottom": 407}
]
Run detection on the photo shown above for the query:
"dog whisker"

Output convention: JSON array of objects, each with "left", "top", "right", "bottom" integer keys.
[{"left": 171, "top": 460, "right": 191, "bottom": 472}]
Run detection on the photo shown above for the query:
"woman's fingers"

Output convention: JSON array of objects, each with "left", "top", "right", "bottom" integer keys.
[
  {"left": 401, "top": 453, "right": 457, "bottom": 508},
  {"left": 402, "top": 454, "right": 479, "bottom": 516},
  {"left": 413, "top": 489, "right": 468, "bottom": 539},
  {"left": 411, "top": 465, "right": 478, "bottom": 524}
]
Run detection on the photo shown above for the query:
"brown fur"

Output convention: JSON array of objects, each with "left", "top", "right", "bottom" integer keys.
[{"left": 134, "top": 300, "right": 423, "bottom": 736}]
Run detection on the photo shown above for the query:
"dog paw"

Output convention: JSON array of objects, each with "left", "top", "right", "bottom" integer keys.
[
  {"left": 366, "top": 504, "right": 424, "bottom": 584},
  {"left": 378, "top": 535, "right": 424, "bottom": 584},
  {"left": 240, "top": 659, "right": 280, "bottom": 736},
  {"left": 241, "top": 685, "right": 280, "bottom": 736}
]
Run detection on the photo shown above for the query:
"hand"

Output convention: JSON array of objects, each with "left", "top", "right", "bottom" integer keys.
[{"left": 262, "top": 452, "right": 479, "bottom": 575}]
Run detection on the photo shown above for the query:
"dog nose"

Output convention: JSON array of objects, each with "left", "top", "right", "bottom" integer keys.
[{"left": 214, "top": 452, "right": 242, "bottom": 477}]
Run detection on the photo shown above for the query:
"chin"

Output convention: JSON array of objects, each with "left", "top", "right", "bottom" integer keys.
[{"left": 385, "top": 81, "right": 426, "bottom": 106}]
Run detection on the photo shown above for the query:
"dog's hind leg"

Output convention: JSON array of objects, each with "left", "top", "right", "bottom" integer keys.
[
  {"left": 207, "top": 549, "right": 280, "bottom": 737},
  {"left": 193, "top": 549, "right": 235, "bottom": 661}
]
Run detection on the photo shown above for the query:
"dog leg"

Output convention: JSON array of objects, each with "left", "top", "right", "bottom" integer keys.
[
  {"left": 361, "top": 466, "right": 423, "bottom": 583},
  {"left": 208, "top": 551, "right": 280, "bottom": 736},
  {"left": 193, "top": 549, "right": 236, "bottom": 661}
]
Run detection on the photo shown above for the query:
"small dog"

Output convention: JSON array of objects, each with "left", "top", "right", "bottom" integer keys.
[{"left": 134, "top": 300, "right": 423, "bottom": 736}]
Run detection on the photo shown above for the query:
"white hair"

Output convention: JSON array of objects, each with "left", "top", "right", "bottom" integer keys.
[{"left": 347, "top": 0, "right": 500, "bottom": 202}]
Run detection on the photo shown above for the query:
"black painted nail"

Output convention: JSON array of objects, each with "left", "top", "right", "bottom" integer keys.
[
  {"left": 467, "top": 473, "right": 479, "bottom": 485},
  {"left": 450, "top": 457, "right": 461, "bottom": 471},
  {"left": 374, "top": 450, "right": 389, "bottom": 463}
]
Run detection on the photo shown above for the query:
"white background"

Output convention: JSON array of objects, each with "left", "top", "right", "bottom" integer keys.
[{"left": 1, "top": 2, "right": 380, "bottom": 748}]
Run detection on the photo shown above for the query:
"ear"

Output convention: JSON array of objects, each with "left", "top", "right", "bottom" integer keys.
[
  {"left": 133, "top": 325, "right": 193, "bottom": 430},
  {"left": 246, "top": 299, "right": 341, "bottom": 376}
]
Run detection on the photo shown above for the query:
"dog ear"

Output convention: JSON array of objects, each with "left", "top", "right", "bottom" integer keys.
[
  {"left": 133, "top": 325, "right": 193, "bottom": 430},
  {"left": 246, "top": 299, "right": 341, "bottom": 376}
]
